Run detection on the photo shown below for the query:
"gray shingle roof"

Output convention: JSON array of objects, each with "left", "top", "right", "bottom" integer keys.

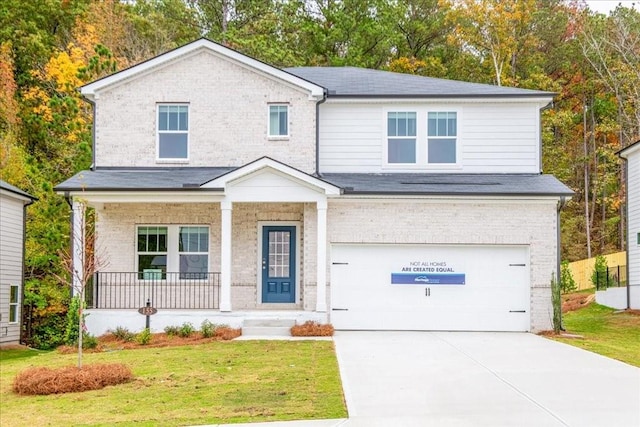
[
  {"left": 55, "top": 168, "right": 234, "bottom": 191},
  {"left": 284, "top": 67, "right": 553, "bottom": 98},
  {"left": 55, "top": 168, "right": 573, "bottom": 197},
  {"left": 320, "top": 173, "right": 574, "bottom": 196},
  {"left": 0, "top": 180, "right": 36, "bottom": 200}
]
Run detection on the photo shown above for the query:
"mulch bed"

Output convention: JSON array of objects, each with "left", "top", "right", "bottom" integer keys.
[
  {"left": 562, "top": 292, "right": 595, "bottom": 313},
  {"left": 290, "top": 321, "right": 334, "bottom": 337},
  {"left": 13, "top": 363, "right": 132, "bottom": 395}
]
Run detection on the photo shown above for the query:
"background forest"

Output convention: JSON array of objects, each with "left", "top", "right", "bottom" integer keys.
[{"left": 1, "top": 0, "right": 639, "bottom": 348}]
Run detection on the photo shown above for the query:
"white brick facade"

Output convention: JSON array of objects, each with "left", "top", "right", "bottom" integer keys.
[
  {"left": 94, "top": 50, "right": 317, "bottom": 173},
  {"left": 95, "top": 197, "right": 557, "bottom": 331}
]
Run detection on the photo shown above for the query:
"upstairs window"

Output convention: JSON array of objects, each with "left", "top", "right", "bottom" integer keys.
[
  {"left": 158, "top": 104, "right": 188, "bottom": 159},
  {"left": 9, "top": 285, "right": 18, "bottom": 323},
  {"left": 269, "top": 105, "right": 289, "bottom": 137},
  {"left": 388, "top": 112, "right": 417, "bottom": 163},
  {"left": 427, "top": 112, "right": 457, "bottom": 164}
]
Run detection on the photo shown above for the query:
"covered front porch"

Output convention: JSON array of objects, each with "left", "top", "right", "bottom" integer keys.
[{"left": 62, "top": 158, "right": 341, "bottom": 335}]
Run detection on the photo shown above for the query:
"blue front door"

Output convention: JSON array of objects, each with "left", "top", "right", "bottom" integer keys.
[{"left": 262, "top": 226, "right": 296, "bottom": 303}]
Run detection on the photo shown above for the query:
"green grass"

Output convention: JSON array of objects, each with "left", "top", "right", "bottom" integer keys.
[
  {"left": 0, "top": 340, "right": 347, "bottom": 426},
  {"left": 551, "top": 303, "right": 640, "bottom": 368}
]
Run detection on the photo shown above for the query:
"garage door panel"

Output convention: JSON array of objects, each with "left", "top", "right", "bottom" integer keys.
[{"left": 330, "top": 244, "right": 530, "bottom": 331}]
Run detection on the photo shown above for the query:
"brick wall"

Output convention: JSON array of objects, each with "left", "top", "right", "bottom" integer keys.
[{"left": 94, "top": 50, "right": 317, "bottom": 172}]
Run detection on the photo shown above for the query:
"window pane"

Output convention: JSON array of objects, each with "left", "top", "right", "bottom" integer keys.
[
  {"left": 138, "top": 255, "right": 167, "bottom": 272},
  {"left": 159, "top": 133, "right": 188, "bottom": 158},
  {"left": 9, "top": 305, "right": 17, "bottom": 322},
  {"left": 168, "top": 107, "right": 178, "bottom": 130},
  {"left": 448, "top": 114, "right": 457, "bottom": 136},
  {"left": 388, "top": 138, "right": 416, "bottom": 163},
  {"left": 279, "top": 108, "right": 288, "bottom": 135},
  {"left": 428, "top": 138, "right": 456, "bottom": 163},
  {"left": 388, "top": 115, "right": 396, "bottom": 136},
  {"left": 180, "top": 255, "right": 208, "bottom": 277},
  {"left": 178, "top": 109, "right": 188, "bottom": 131},
  {"left": 159, "top": 108, "right": 168, "bottom": 131},
  {"left": 10, "top": 286, "right": 18, "bottom": 303}
]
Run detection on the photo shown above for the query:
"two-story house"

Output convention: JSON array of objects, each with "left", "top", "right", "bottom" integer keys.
[
  {"left": 56, "top": 39, "right": 573, "bottom": 335},
  {"left": 0, "top": 180, "right": 35, "bottom": 345}
]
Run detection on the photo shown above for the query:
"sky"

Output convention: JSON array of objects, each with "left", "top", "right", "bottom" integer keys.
[{"left": 585, "top": 0, "right": 639, "bottom": 14}]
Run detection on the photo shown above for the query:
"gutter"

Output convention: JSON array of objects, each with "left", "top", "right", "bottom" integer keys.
[
  {"left": 539, "top": 101, "right": 554, "bottom": 174},
  {"left": 315, "top": 90, "right": 328, "bottom": 177}
]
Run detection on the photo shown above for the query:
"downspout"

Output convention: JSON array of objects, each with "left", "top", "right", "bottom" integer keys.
[
  {"left": 557, "top": 196, "right": 567, "bottom": 330},
  {"left": 623, "top": 158, "right": 630, "bottom": 309},
  {"left": 540, "top": 101, "right": 554, "bottom": 174},
  {"left": 315, "top": 90, "right": 328, "bottom": 177},
  {"left": 64, "top": 192, "right": 74, "bottom": 297},
  {"left": 19, "top": 197, "right": 35, "bottom": 345}
]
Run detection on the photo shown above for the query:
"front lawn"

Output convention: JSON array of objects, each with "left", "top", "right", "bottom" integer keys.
[
  {"left": 0, "top": 340, "right": 347, "bottom": 426},
  {"left": 551, "top": 303, "right": 640, "bottom": 368}
]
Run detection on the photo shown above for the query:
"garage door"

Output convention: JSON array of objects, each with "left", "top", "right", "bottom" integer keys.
[{"left": 330, "top": 244, "right": 530, "bottom": 331}]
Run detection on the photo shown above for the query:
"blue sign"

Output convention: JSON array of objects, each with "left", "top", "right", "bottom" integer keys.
[{"left": 391, "top": 273, "right": 466, "bottom": 285}]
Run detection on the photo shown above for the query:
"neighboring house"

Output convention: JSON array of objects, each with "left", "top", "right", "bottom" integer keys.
[
  {"left": 0, "top": 180, "right": 35, "bottom": 345},
  {"left": 56, "top": 39, "right": 573, "bottom": 335},
  {"left": 619, "top": 140, "right": 640, "bottom": 309}
]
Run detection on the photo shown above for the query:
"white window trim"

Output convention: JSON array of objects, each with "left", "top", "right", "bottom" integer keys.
[
  {"left": 156, "top": 103, "right": 190, "bottom": 163},
  {"left": 136, "top": 225, "right": 210, "bottom": 279},
  {"left": 9, "top": 284, "right": 19, "bottom": 324},
  {"left": 382, "top": 107, "right": 462, "bottom": 171},
  {"left": 427, "top": 111, "right": 459, "bottom": 166},
  {"left": 267, "top": 103, "right": 290, "bottom": 140}
]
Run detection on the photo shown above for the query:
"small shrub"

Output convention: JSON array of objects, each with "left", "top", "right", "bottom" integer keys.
[
  {"left": 110, "top": 326, "right": 135, "bottom": 342},
  {"left": 591, "top": 254, "right": 608, "bottom": 288},
  {"left": 13, "top": 363, "right": 132, "bottom": 395},
  {"left": 560, "top": 260, "right": 577, "bottom": 294},
  {"left": 83, "top": 334, "right": 99, "bottom": 349},
  {"left": 136, "top": 328, "right": 152, "bottom": 345},
  {"left": 178, "top": 322, "right": 195, "bottom": 338},
  {"left": 551, "top": 273, "right": 562, "bottom": 334},
  {"left": 164, "top": 325, "right": 181, "bottom": 336},
  {"left": 200, "top": 319, "right": 216, "bottom": 338},
  {"left": 291, "top": 321, "right": 334, "bottom": 337}
]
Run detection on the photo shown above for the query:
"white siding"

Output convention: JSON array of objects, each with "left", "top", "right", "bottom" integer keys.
[
  {"left": 319, "top": 101, "right": 541, "bottom": 174},
  {"left": 0, "top": 193, "right": 25, "bottom": 344},
  {"left": 627, "top": 150, "right": 640, "bottom": 308}
]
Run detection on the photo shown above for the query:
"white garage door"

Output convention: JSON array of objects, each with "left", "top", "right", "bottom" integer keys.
[{"left": 330, "top": 244, "right": 530, "bottom": 331}]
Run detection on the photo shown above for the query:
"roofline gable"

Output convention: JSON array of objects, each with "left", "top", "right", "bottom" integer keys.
[
  {"left": 201, "top": 157, "right": 341, "bottom": 195},
  {"left": 81, "top": 39, "right": 325, "bottom": 100},
  {"left": 618, "top": 139, "right": 640, "bottom": 158}
]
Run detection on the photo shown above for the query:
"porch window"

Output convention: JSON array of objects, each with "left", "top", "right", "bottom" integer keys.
[
  {"left": 9, "top": 285, "right": 18, "bottom": 323},
  {"left": 158, "top": 104, "right": 189, "bottom": 159},
  {"left": 137, "top": 226, "right": 168, "bottom": 278},
  {"left": 179, "top": 226, "right": 209, "bottom": 279}
]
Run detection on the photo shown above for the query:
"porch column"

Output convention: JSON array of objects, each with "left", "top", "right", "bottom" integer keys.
[
  {"left": 220, "top": 201, "right": 232, "bottom": 312},
  {"left": 316, "top": 200, "right": 328, "bottom": 312},
  {"left": 71, "top": 199, "right": 86, "bottom": 296}
]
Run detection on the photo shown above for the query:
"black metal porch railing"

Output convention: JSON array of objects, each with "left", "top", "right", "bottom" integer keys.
[
  {"left": 85, "top": 272, "right": 221, "bottom": 309},
  {"left": 595, "top": 265, "right": 627, "bottom": 290}
]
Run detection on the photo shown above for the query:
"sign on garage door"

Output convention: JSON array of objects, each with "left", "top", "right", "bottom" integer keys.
[{"left": 330, "top": 244, "right": 530, "bottom": 331}]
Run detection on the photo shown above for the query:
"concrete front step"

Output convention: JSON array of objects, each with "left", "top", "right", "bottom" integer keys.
[{"left": 242, "top": 318, "right": 296, "bottom": 336}]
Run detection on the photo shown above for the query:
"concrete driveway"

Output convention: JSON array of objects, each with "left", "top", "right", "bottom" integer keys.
[{"left": 334, "top": 331, "right": 640, "bottom": 427}]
